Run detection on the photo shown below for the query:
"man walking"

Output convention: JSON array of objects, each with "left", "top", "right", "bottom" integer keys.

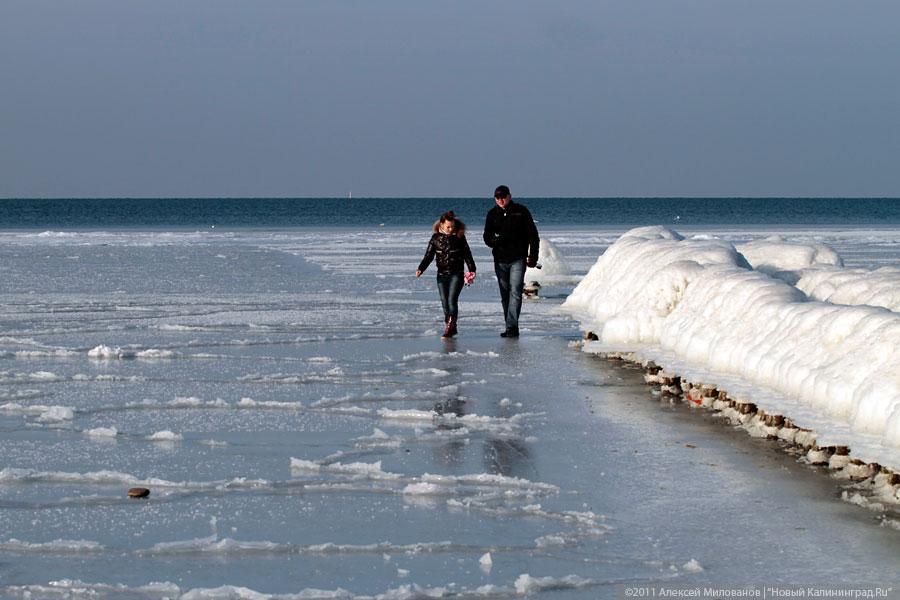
[{"left": 483, "top": 185, "right": 540, "bottom": 338}]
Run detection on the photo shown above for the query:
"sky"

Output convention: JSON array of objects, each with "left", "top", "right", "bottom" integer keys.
[{"left": 2, "top": 1, "right": 900, "bottom": 198}]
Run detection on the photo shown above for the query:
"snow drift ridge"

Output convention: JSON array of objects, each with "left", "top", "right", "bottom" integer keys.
[{"left": 562, "top": 226, "right": 900, "bottom": 454}]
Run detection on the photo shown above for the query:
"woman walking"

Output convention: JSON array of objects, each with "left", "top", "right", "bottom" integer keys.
[{"left": 416, "top": 211, "right": 477, "bottom": 338}]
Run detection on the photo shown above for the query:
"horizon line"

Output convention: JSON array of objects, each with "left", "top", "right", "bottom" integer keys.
[{"left": 2, "top": 196, "right": 900, "bottom": 201}]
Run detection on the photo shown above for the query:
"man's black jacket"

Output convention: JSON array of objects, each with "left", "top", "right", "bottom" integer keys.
[{"left": 482, "top": 201, "right": 540, "bottom": 264}]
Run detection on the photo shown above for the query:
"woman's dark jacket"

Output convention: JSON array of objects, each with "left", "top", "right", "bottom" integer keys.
[
  {"left": 418, "top": 233, "right": 477, "bottom": 275},
  {"left": 482, "top": 201, "right": 540, "bottom": 264}
]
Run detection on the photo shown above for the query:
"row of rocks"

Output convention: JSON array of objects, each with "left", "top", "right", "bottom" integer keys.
[{"left": 590, "top": 344, "right": 900, "bottom": 509}]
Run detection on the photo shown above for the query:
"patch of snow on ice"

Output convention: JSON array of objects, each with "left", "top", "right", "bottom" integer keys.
[
  {"left": 2, "top": 580, "right": 182, "bottom": 598},
  {"left": 534, "top": 534, "right": 571, "bottom": 548},
  {"left": 683, "top": 559, "right": 704, "bottom": 572},
  {"left": 84, "top": 427, "right": 118, "bottom": 438},
  {"left": 136, "top": 349, "right": 177, "bottom": 359},
  {"left": 376, "top": 408, "right": 434, "bottom": 422},
  {"left": 289, "top": 458, "right": 321, "bottom": 472},
  {"left": 411, "top": 368, "right": 451, "bottom": 376},
  {"left": 238, "top": 397, "right": 305, "bottom": 409},
  {"left": 1, "top": 403, "right": 75, "bottom": 421},
  {"left": 172, "top": 396, "right": 204, "bottom": 406},
  {"left": 200, "top": 439, "right": 229, "bottom": 447},
  {"left": 14, "top": 349, "right": 78, "bottom": 358},
  {"left": 514, "top": 573, "right": 594, "bottom": 595},
  {"left": 148, "top": 430, "right": 183, "bottom": 441},
  {"left": 88, "top": 345, "right": 125, "bottom": 359},
  {"left": 0, "top": 371, "right": 62, "bottom": 383},
  {"left": 37, "top": 406, "right": 75, "bottom": 422},
  {"left": 325, "top": 461, "right": 401, "bottom": 480},
  {"left": 402, "top": 482, "right": 441, "bottom": 495},
  {"left": 0, "top": 538, "right": 104, "bottom": 553},
  {"left": 421, "top": 473, "right": 558, "bottom": 494}
]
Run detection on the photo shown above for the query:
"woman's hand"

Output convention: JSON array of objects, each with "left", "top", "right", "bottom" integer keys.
[{"left": 415, "top": 270, "right": 422, "bottom": 278}]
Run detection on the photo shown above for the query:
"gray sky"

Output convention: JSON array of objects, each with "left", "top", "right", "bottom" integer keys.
[{"left": 2, "top": 1, "right": 899, "bottom": 198}]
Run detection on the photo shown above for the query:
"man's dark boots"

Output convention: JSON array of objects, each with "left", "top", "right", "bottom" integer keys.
[{"left": 500, "top": 327, "right": 519, "bottom": 338}]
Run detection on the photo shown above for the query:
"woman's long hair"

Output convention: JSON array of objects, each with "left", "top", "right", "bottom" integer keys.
[{"left": 432, "top": 210, "right": 466, "bottom": 237}]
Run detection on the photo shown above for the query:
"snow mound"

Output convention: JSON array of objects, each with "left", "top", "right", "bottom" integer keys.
[
  {"left": 526, "top": 238, "right": 571, "bottom": 280},
  {"left": 737, "top": 236, "right": 843, "bottom": 282},
  {"left": 796, "top": 266, "right": 900, "bottom": 312},
  {"left": 563, "top": 226, "right": 753, "bottom": 344},
  {"left": 562, "top": 226, "right": 900, "bottom": 458}
]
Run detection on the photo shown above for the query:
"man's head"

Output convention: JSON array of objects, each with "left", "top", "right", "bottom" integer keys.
[{"left": 494, "top": 185, "right": 511, "bottom": 209}]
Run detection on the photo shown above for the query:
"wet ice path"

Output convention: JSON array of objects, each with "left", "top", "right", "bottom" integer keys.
[{"left": 0, "top": 228, "right": 897, "bottom": 598}]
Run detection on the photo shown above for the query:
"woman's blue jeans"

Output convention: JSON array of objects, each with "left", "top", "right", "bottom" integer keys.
[{"left": 436, "top": 273, "right": 463, "bottom": 319}]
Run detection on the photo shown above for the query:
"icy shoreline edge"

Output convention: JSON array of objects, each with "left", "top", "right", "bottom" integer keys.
[
  {"left": 574, "top": 345, "right": 900, "bottom": 513},
  {"left": 560, "top": 226, "right": 900, "bottom": 470}
]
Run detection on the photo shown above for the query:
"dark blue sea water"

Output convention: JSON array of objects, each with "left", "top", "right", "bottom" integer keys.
[{"left": 0, "top": 198, "right": 899, "bottom": 229}]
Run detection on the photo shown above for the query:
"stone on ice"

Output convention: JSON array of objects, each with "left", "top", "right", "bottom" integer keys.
[{"left": 128, "top": 487, "right": 150, "bottom": 498}]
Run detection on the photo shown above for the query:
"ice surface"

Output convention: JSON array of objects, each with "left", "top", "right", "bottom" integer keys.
[{"left": 1, "top": 226, "right": 898, "bottom": 597}]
